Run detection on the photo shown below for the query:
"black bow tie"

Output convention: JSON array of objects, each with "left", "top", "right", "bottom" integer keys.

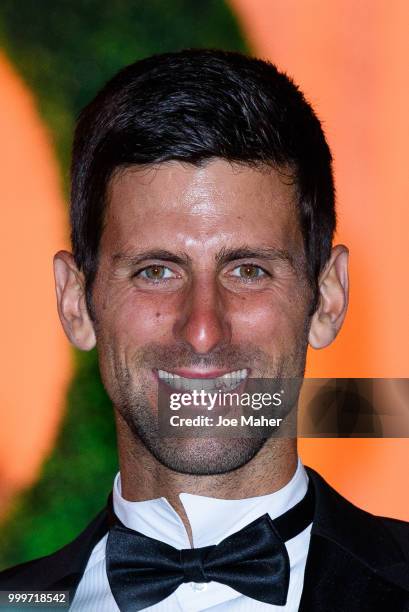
[{"left": 106, "top": 480, "right": 314, "bottom": 611}]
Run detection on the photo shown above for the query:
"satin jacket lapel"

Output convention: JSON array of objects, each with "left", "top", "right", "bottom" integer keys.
[
  {"left": 47, "top": 508, "right": 109, "bottom": 595},
  {"left": 299, "top": 533, "right": 409, "bottom": 611},
  {"left": 300, "top": 467, "right": 409, "bottom": 611}
]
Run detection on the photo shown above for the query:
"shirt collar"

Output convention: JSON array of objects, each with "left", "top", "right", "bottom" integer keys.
[{"left": 113, "top": 458, "right": 308, "bottom": 549}]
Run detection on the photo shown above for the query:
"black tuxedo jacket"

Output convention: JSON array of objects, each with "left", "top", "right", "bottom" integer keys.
[{"left": 1, "top": 466, "right": 409, "bottom": 611}]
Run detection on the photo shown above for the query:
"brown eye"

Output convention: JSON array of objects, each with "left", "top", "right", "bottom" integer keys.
[
  {"left": 232, "top": 264, "right": 266, "bottom": 280},
  {"left": 138, "top": 265, "right": 173, "bottom": 281}
]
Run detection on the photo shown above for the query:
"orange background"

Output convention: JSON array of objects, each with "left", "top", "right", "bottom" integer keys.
[
  {"left": 1, "top": 1, "right": 408, "bottom": 518},
  {"left": 0, "top": 53, "right": 71, "bottom": 513}
]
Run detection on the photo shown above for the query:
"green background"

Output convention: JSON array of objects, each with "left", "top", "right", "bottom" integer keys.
[{"left": 0, "top": 0, "right": 246, "bottom": 569}]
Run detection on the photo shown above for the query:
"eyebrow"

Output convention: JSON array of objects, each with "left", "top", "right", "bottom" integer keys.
[
  {"left": 112, "top": 250, "right": 191, "bottom": 266},
  {"left": 113, "top": 245, "right": 295, "bottom": 269},
  {"left": 215, "top": 245, "right": 296, "bottom": 268}
]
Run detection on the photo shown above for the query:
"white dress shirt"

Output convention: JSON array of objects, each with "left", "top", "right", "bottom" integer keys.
[{"left": 71, "top": 459, "right": 311, "bottom": 612}]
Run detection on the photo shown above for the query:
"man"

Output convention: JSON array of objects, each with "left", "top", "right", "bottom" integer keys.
[{"left": 1, "top": 49, "right": 408, "bottom": 611}]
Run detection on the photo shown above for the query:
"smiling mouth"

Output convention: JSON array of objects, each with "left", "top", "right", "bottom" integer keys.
[{"left": 157, "top": 368, "right": 249, "bottom": 392}]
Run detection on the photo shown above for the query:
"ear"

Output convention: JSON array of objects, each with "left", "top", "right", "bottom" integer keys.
[
  {"left": 53, "top": 250, "right": 96, "bottom": 351},
  {"left": 308, "top": 244, "right": 349, "bottom": 349}
]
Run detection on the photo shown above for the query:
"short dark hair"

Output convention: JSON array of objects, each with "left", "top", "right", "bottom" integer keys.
[{"left": 71, "top": 48, "right": 335, "bottom": 311}]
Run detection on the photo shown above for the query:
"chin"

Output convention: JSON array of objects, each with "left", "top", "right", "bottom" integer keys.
[{"left": 145, "top": 436, "right": 267, "bottom": 476}]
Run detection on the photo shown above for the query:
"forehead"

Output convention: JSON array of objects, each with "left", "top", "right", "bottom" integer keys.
[{"left": 102, "top": 159, "right": 303, "bottom": 256}]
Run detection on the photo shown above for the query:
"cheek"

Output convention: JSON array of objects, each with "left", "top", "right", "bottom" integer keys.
[
  {"left": 228, "top": 290, "right": 309, "bottom": 349},
  {"left": 95, "top": 286, "right": 178, "bottom": 349}
]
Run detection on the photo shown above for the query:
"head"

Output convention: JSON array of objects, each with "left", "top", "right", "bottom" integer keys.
[{"left": 54, "top": 49, "right": 348, "bottom": 475}]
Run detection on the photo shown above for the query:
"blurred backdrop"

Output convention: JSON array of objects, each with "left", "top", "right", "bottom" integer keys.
[{"left": 0, "top": 0, "right": 408, "bottom": 569}]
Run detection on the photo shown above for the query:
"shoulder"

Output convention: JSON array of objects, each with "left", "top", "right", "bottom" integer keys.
[
  {"left": 379, "top": 513, "right": 409, "bottom": 546},
  {"left": 0, "top": 508, "right": 109, "bottom": 592},
  {"left": 305, "top": 465, "right": 409, "bottom": 590}
]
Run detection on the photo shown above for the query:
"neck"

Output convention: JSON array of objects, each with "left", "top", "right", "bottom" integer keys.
[{"left": 115, "top": 413, "right": 298, "bottom": 543}]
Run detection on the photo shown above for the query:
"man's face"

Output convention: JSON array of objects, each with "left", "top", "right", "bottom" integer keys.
[{"left": 91, "top": 159, "right": 313, "bottom": 474}]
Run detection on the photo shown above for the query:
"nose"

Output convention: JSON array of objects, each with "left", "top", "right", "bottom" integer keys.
[{"left": 173, "top": 278, "right": 231, "bottom": 354}]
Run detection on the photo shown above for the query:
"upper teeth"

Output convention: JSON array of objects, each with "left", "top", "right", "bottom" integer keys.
[{"left": 157, "top": 368, "right": 248, "bottom": 392}]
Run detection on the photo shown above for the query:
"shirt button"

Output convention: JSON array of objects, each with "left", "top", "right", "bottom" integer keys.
[{"left": 191, "top": 583, "right": 208, "bottom": 592}]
